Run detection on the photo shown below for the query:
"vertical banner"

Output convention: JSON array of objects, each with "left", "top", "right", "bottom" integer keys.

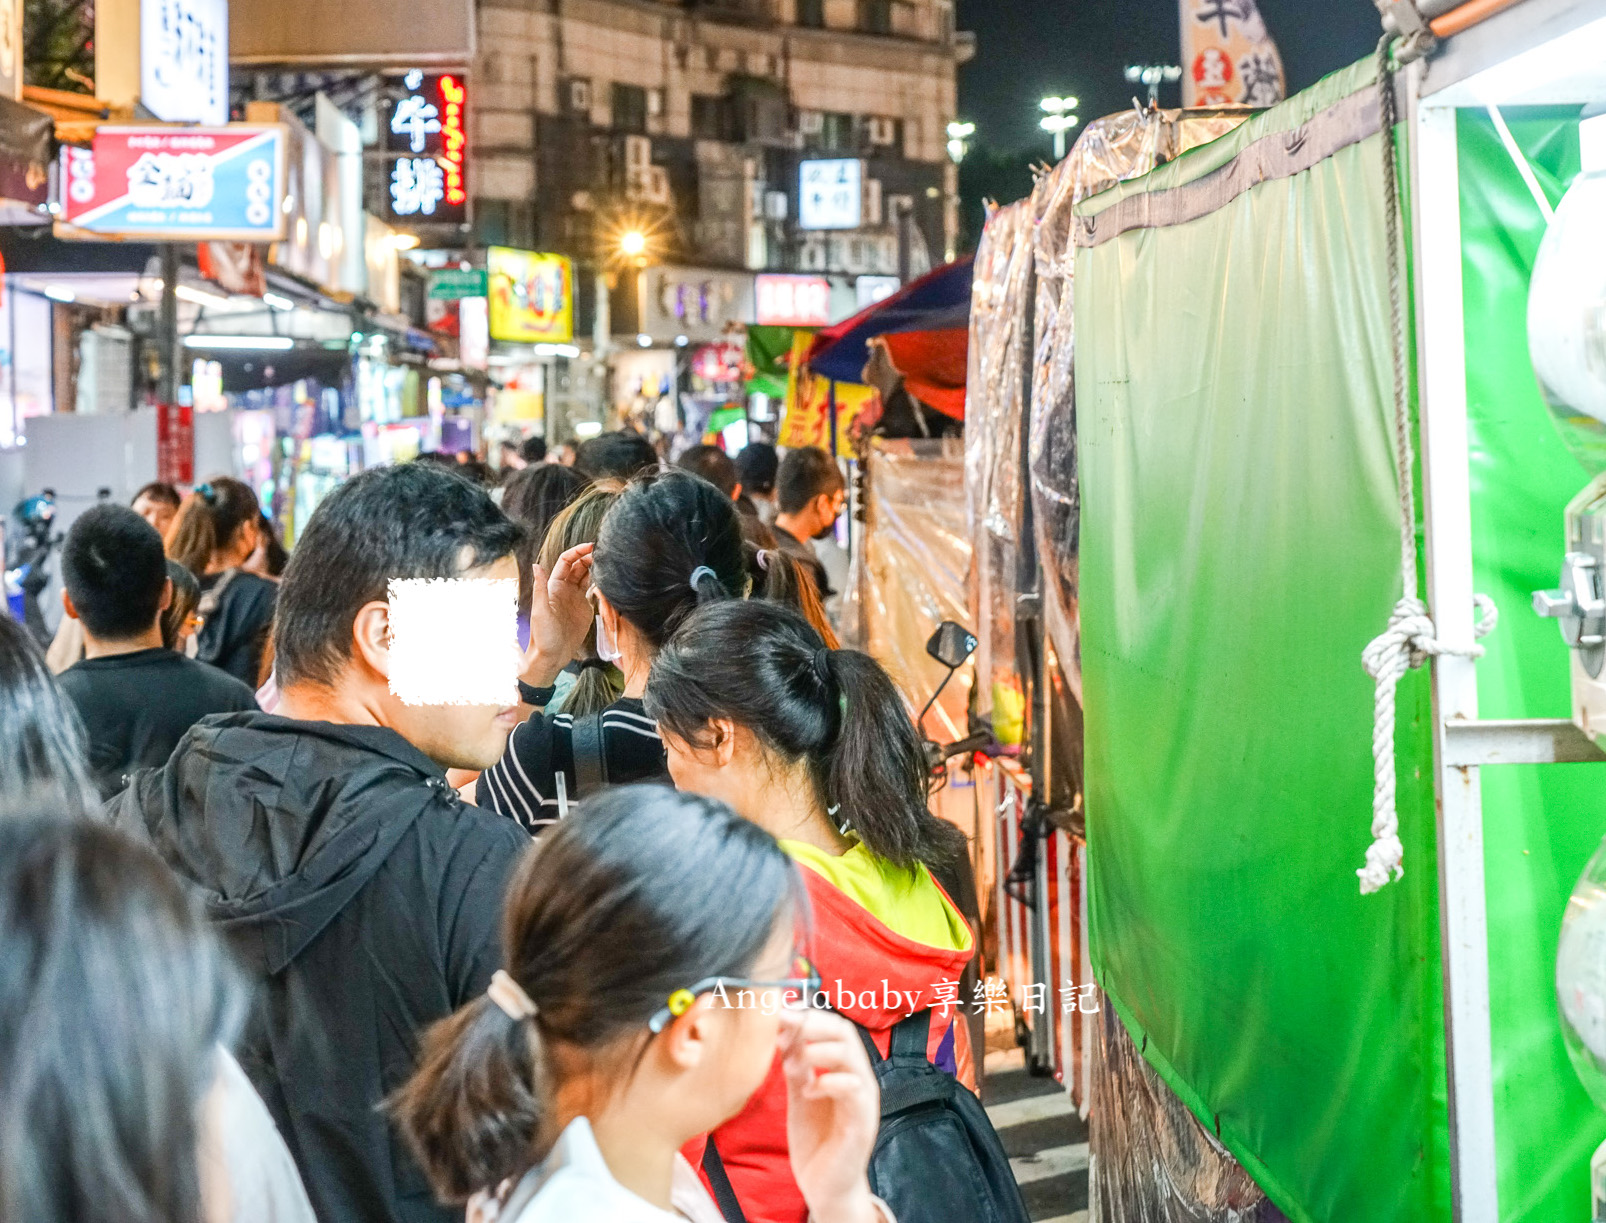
[
  {"left": 1180, "top": 0, "right": 1285, "bottom": 108},
  {"left": 157, "top": 402, "right": 195, "bottom": 484}
]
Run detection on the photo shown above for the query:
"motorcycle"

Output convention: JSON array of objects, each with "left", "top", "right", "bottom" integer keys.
[{"left": 5, "top": 490, "right": 61, "bottom": 646}]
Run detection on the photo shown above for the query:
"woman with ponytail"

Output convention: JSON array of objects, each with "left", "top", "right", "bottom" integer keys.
[
  {"left": 645, "top": 602, "right": 975, "bottom": 1223},
  {"left": 476, "top": 470, "right": 747, "bottom": 830},
  {"left": 391, "top": 787, "right": 890, "bottom": 1223},
  {"left": 165, "top": 477, "right": 276, "bottom": 686}
]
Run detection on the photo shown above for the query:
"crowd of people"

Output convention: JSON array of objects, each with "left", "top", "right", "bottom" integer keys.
[{"left": 0, "top": 429, "right": 1018, "bottom": 1223}]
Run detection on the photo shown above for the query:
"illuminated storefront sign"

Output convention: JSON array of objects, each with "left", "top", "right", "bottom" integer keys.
[
  {"left": 487, "top": 248, "right": 573, "bottom": 344},
  {"left": 142, "top": 0, "right": 229, "bottom": 124},
  {"left": 755, "top": 274, "right": 832, "bottom": 327},
  {"left": 798, "top": 159, "right": 861, "bottom": 230},
  {"left": 384, "top": 70, "right": 468, "bottom": 225}
]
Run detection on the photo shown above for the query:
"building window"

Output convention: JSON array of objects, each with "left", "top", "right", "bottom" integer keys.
[
  {"left": 692, "top": 94, "right": 733, "bottom": 140},
  {"left": 612, "top": 83, "right": 648, "bottom": 134},
  {"left": 798, "top": 0, "right": 824, "bottom": 27},
  {"left": 859, "top": 0, "right": 891, "bottom": 34},
  {"left": 822, "top": 111, "right": 855, "bottom": 153}
]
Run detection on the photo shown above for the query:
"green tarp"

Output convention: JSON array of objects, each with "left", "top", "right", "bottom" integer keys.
[
  {"left": 1458, "top": 105, "right": 1606, "bottom": 1221},
  {"left": 746, "top": 324, "right": 802, "bottom": 399},
  {"left": 1075, "top": 60, "right": 1450, "bottom": 1220}
]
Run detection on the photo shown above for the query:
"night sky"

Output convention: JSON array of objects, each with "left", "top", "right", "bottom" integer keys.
[{"left": 955, "top": 1, "right": 1384, "bottom": 154}]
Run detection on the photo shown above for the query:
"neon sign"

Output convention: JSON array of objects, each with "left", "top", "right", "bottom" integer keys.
[{"left": 384, "top": 71, "right": 468, "bottom": 226}]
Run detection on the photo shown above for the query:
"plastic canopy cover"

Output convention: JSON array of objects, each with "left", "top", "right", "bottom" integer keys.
[
  {"left": 1458, "top": 105, "right": 1606, "bottom": 1221},
  {"left": 1075, "top": 59, "right": 1448, "bottom": 1221}
]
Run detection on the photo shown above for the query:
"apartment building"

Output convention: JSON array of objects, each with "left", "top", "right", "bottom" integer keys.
[{"left": 470, "top": 0, "right": 969, "bottom": 279}]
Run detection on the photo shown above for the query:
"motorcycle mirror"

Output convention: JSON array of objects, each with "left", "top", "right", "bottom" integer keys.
[{"left": 926, "top": 621, "right": 978, "bottom": 671}]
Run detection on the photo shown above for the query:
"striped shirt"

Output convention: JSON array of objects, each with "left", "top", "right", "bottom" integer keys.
[{"left": 476, "top": 697, "right": 670, "bottom": 833}]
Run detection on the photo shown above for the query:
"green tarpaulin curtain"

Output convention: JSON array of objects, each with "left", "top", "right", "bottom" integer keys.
[{"left": 1075, "top": 59, "right": 1449, "bottom": 1221}]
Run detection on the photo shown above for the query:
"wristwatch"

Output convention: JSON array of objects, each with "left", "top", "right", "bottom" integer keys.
[{"left": 518, "top": 680, "right": 555, "bottom": 707}]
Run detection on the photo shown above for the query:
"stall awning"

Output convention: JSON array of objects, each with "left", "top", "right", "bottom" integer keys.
[{"left": 806, "top": 258, "right": 972, "bottom": 419}]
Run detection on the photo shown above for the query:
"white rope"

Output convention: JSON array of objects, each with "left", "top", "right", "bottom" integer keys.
[
  {"left": 1359, "top": 595, "right": 1498, "bottom": 893},
  {"left": 1359, "top": 38, "right": 1500, "bottom": 895}
]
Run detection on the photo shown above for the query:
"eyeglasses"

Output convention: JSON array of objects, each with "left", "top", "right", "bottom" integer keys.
[{"left": 646, "top": 955, "right": 821, "bottom": 1034}]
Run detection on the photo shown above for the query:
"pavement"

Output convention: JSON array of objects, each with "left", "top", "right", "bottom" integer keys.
[{"left": 983, "top": 1041, "right": 1089, "bottom": 1223}]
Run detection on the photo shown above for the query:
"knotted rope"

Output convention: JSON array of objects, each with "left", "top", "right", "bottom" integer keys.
[{"left": 1359, "top": 37, "right": 1498, "bottom": 894}]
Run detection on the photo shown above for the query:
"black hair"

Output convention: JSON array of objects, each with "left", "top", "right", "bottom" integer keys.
[
  {"left": 776, "top": 447, "right": 845, "bottom": 516},
  {"left": 62, "top": 505, "right": 168, "bottom": 641},
  {"left": 0, "top": 815, "right": 244, "bottom": 1223},
  {"left": 591, "top": 469, "right": 748, "bottom": 651},
  {"left": 503, "top": 464, "right": 590, "bottom": 618},
  {"left": 735, "top": 443, "right": 779, "bottom": 497},
  {"left": 415, "top": 452, "right": 458, "bottom": 467},
  {"left": 131, "top": 481, "right": 182, "bottom": 511},
  {"left": 161, "top": 561, "right": 200, "bottom": 652},
  {"left": 676, "top": 444, "right": 740, "bottom": 499},
  {"left": 518, "top": 436, "right": 548, "bottom": 465},
  {"left": 273, "top": 463, "right": 522, "bottom": 688},
  {"left": 0, "top": 616, "right": 97, "bottom": 813},
  {"left": 746, "top": 541, "right": 840, "bottom": 650},
  {"left": 575, "top": 430, "right": 659, "bottom": 482},
  {"left": 391, "top": 786, "right": 802, "bottom": 1203},
  {"left": 647, "top": 602, "right": 962, "bottom": 871},
  {"left": 165, "top": 476, "right": 261, "bottom": 576},
  {"left": 256, "top": 512, "right": 289, "bottom": 578}
]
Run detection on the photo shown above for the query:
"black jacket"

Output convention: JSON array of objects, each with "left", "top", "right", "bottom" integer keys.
[{"left": 107, "top": 712, "right": 530, "bottom": 1223}]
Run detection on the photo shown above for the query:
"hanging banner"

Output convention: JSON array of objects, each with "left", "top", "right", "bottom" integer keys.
[
  {"left": 1179, "top": 0, "right": 1285, "bottom": 108},
  {"left": 487, "top": 247, "right": 573, "bottom": 344},
  {"left": 156, "top": 401, "right": 194, "bottom": 484},
  {"left": 61, "top": 124, "right": 288, "bottom": 240},
  {"left": 384, "top": 69, "right": 468, "bottom": 225}
]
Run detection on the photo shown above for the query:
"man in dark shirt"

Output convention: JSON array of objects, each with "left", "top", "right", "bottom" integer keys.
[
  {"left": 773, "top": 445, "right": 846, "bottom": 599},
  {"left": 56, "top": 505, "right": 257, "bottom": 798}
]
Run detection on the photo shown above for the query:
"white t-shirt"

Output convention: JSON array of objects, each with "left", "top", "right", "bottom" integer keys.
[{"left": 479, "top": 1118, "right": 723, "bottom": 1223}]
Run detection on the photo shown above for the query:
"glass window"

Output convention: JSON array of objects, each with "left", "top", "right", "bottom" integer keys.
[
  {"left": 860, "top": 0, "right": 891, "bottom": 34},
  {"left": 612, "top": 83, "right": 648, "bottom": 134},
  {"left": 798, "top": 0, "right": 824, "bottom": 27}
]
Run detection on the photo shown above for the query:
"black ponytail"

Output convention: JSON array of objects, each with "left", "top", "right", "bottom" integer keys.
[
  {"left": 647, "top": 602, "right": 963, "bottom": 871},
  {"left": 390, "top": 787, "right": 801, "bottom": 1205},
  {"left": 592, "top": 470, "right": 748, "bottom": 650}
]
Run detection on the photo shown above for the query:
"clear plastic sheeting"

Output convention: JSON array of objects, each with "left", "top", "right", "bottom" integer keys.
[
  {"left": 965, "top": 199, "right": 1035, "bottom": 732},
  {"left": 1090, "top": 1005, "right": 1283, "bottom": 1223},
  {"left": 846, "top": 437, "right": 972, "bottom": 737},
  {"left": 1030, "top": 108, "right": 1248, "bottom": 707}
]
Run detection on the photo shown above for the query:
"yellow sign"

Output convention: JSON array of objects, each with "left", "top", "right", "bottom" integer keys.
[
  {"left": 780, "top": 337, "right": 877, "bottom": 456},
  {"left": 487, "top": 247, "right": 574, "bottom": 344}
]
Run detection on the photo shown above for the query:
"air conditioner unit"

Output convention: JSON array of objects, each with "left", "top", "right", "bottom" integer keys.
[
  {"left": 648, "top": 88, "right": 665, "bottom": 117},
  {"left": 866, "top": 116, "right": 897, "bottom": 146},
  {"left": 864, "top": 178, "right": 883, "bottom": 226},
  {"left": 799, "top": 240, "right": 827, "bottom": 272},
  {"left": 765, "top": 191, "right": 788, "bottom": 221},
  {"left": 624, "top": 135, "right": 652, "bottom": 171},
  {"left": 567, "top": 78, "right": 592, "bottom": 111},
  {"left": 627, "top": 166, "right": 671, "bottom": 205},
  {"left": 799, "top": 110, "right": 825, "bottom": 136}
]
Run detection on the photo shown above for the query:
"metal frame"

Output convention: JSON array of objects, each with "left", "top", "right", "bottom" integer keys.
[{"left": 1410, "top": 80, "right": 1502, "bottom": 1223}]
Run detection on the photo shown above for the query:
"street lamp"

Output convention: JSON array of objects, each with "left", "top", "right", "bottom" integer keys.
[
  {"left": 946, "top": 120, "right": 975, "bottom": 164},
  {"left": 1039, "top": 96, "right": 1079, "bottom": 161},
  {"left": 619, "top": 230, "right": 647, "bottom": 259},
  {"left": 1125, "top": 63, "right": 1182, "bottom": 107}
]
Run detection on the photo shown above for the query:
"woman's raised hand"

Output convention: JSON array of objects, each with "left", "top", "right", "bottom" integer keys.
[{"left": 521, "top": 543, "right": 595, "bottom": 689}]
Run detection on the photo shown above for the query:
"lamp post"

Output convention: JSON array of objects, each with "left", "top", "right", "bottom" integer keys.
[
  {"left": 1039, "top": 96, "right": 1079, "bottom": 161},
  {"left": 1125, "top": 63, "right": 1182, "bottom": 107},
  {"left": 946, "top": 120, "right": 975, "bottom": 164}
]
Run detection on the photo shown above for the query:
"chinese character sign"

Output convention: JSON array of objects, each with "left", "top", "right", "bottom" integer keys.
[
  {"left": 1180, "top": 0, "right": 1284, "bottom": 108},
  {"left": 61, "top": 126, "right": 287, "bottom": 241},
  {"left": 799, "top": 159, "right": 862, "bottom": 230},
  {"left": 487, "top": 248, "right": 573, "bottom": 344},
  {"left": 384, "top": 70, "right": 468, "bottom": 225},
  {"left": 756, "top": 275, "right": 832, "bottom": 327},
  {"left": 142, "top": 0, "right": 228, "bottom": 125}
]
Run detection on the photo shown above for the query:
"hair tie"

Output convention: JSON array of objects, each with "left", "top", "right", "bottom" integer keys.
[
  {"left": 755, "top": 549, "right": 772, "bottom": 573},
  {"left": 577, "top": 658, "right": 613, "bottom": 674},
  {"left": 689, "top": 565, "right": 717, "bottom": 592},
  {"left": 195, "top": 482, "right": 217, "bottom": 506},
  {"left": 487, "top": 969, "right": 537, "bottom": 1021},
  {"left": 812, "top": 648, "right": 833, "bottom": 687}
]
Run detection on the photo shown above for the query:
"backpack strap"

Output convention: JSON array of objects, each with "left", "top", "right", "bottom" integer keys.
[
  {"left": 700, "top": 1138, "right": 750, "bottom": 1223},
  {"left": 890, "top": 1008, "right": 934, "bottom": 1066},
  {"left": 570, "top": 711, "right": 608, "bottom": 797}
]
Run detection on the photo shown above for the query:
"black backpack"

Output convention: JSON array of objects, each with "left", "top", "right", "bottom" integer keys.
[{"left": 701, "top": 1009, "right": 1031, "bottom": 1223}]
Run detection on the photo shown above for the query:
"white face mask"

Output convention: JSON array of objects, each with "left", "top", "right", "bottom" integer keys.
[{"left": 595, "top": 611, "right": 624, "bottom": 664}]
